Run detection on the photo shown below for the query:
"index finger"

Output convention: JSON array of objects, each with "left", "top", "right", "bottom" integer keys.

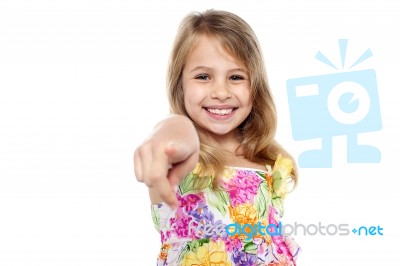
[
  {"left": 152, "top": 176, "right": 178, "bottom": 209},
  {"left": 150, "top": 146, "right": 178, "bottom": 208},
  {"left": 133, "top": 149, "right": 143, "bottom": 182}
]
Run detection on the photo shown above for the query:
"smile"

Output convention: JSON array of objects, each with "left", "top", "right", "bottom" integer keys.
[{"left": 206, "top": 108, "right": 234, "bottom": 115}]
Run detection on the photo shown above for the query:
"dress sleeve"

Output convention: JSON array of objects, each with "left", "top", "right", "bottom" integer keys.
[
  {"left": 270, "top": 154, "right": 294, "bottom": 216},
  {"left": 151, "top": 204, "right": 161, "bottom": 233}
]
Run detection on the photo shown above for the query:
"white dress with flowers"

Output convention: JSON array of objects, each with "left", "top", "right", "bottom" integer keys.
[{"left": 151, "top": 155, "right": 301, "bottom": 266}]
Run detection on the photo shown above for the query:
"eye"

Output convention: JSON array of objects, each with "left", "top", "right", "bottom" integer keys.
[
  {"left": 230, "top": 75, "right": 245, "bottom": 81},
  {"left": 195, "top": 74, "right": 210, "bottom": 80}
]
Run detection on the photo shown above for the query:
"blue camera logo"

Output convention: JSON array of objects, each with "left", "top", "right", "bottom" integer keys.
[{"left": 286, "top": 39, "right": 382, "bottom": 168}]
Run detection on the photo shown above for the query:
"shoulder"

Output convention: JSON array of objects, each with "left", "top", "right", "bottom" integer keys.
[{"left": 269, "top": 154, "right": 294, "bottom": 198}]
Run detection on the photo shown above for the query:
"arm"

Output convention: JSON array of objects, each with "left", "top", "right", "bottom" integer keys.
[{"left": 133, "top": 114, "right": 199, "bottom": 209}]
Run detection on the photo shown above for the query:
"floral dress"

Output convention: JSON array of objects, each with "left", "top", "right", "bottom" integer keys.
[{"left": 151, "top": 155, "right": 301, "bottom": 266}]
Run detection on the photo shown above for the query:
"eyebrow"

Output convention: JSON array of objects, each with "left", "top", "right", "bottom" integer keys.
[{"left": 189, "top": 66, "right": 247, "bottom": 73}]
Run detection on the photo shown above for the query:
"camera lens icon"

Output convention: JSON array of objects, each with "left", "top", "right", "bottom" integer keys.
[
  {"left": 286, "top": 69, "right": 382, "bottom": 167},
  {"left": 327, "top": 81, "right": 371, "bottom": 125}
]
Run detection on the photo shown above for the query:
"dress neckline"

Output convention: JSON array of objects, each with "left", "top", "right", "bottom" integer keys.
[{"left": 225, "top": 165, "right": 270, "bottom": 174}]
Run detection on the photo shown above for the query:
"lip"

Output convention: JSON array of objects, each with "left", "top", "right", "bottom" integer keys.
[{"left": 204, "top": 105, "right": 237, "bottom": 109}]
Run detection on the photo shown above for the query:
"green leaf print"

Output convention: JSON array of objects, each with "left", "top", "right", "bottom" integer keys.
[
  {"left": 178, "top": 172, "right": 211, "bottom": 195},
  {"left": 254, "top": 180, "right": 270, "bottom": 219},
  {"left": 187, "top": 238, "right": 210, "bottom": 252},
  {"left": 204, "top": 187, "right": 230, "bottom": 216},
  {"left": 150, "top": 205, "right": 160, "bottom": 232},
  {"left": 178, "top": 172, "right": 198, "bottom": 195},
  {"left": 243, "top": 241, "right": 257, "bottom": 254},
  {"left": 178, "top": 239, "right": 210, "bottom": 263},
  {"left": 272, "top": 171, "right": 283, "bottom": 189},
  {"left": 272, "top": 192, "right": 284, "bottom": 217}
]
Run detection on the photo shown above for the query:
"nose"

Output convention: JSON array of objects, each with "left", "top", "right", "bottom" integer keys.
[{"left": 210, "top": 79, "right": 232, "bottom": 101}]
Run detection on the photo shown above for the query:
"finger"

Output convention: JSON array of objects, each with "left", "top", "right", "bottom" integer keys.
[
  {"left": 164, "top": 142, "right": 189, "bottom": 187},
  {"left": 164, "top": 141, "right": 192, "bottom": 165},
  {"left": 167, "top": 149, "right": 199, "bottom": 187},
  {"left": 152, "top": 174, "right": 179, "bottom": 209},
  {"left": 150, "top": 144, "right": 171, "bottom": 185},
  {"left": 150, "top": 144, "right": 181, "bottom": 208},
  {"left": 138, "top": 144, "right": 154, "bottom": 187},
  {"left": 133, "top": 149, "right": 143, "bottom": 182}
]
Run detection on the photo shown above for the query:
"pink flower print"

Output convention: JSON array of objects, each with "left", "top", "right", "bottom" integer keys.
[
  {"left": 169, "top": 214, "right": 195, "bottom": 239},
  {"left": 224, "top": 237, "right": 243, "bottom": 252},
  {"left": 177, "top": 193, "right": 204, "bottom": 213},
  {"left": 268, "top": 206, "right": 295, "bottom": 265},
  {"left": 160, "top": 230, "right": 171, "bottom": 244},
  {"left": 224, "top": 170, "right": 262, "bottom": 207}
]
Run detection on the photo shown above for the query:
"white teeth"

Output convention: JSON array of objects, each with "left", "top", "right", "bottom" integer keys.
[{"left": 207, "top": 108, "right": 233, "bottom": 115}]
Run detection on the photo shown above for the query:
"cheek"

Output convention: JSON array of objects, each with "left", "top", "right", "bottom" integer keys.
[
  {"left": 183, "top": 87, "right": 196, "bottom": 114},
  {"left": 240, "top": 86, "right": 252, "bottom": 105},
  {"left": 183, "top": 94, "right": 190, "bottom": 112},
  {"left": 242, "top": 89, "right": 253, "bottom": 114},
  {"left": 183, "top": 91, "right": 203, "bottom": 120},
  {"left": 184, "top": 85, "right": 204, "bottom": 106}
]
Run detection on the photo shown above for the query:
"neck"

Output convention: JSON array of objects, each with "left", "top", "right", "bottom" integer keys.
[
  {"left": 206, "top": 129, "right": 243, "bottom": 155},
  {"left": 200, "top": 129, "right": 266, "bottom": 171}
]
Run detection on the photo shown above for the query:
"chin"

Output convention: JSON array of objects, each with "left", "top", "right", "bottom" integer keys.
[{"left": 208, "top": 127, "right": 237, "bottom": 136}]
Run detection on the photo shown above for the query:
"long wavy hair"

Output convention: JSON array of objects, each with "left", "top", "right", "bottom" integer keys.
[{"left": 167, "top": 9, "right": 297, "bottom": 189}]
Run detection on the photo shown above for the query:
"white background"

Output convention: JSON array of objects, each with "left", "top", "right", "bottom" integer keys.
[{"left": 0, "top": 0, "right": 399, "bottom": 265}]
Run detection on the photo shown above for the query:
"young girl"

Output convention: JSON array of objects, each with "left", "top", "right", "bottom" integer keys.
[{"left": 134, "top": 9, "right": 301, "bottom": 266}]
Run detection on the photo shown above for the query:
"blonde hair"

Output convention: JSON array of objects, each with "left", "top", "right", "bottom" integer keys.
[{"left": 167, "top": 9, "right": 297, "bottom": 189}]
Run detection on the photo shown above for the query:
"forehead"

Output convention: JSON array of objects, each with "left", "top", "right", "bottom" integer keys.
[{"left": 185, "top": 34, "right": 246, "bottom": 69}]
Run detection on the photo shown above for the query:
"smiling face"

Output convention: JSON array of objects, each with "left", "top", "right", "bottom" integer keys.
[{"left": 182, "top": 35, "right": 253, "bottom": 142}]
